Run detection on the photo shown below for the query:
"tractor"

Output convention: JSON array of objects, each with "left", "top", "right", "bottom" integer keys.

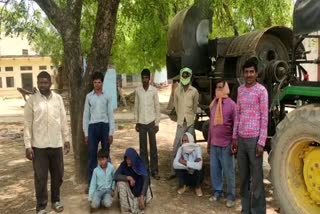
[{"left": 166, "top": 0, "right": 320, "bottom": 213}]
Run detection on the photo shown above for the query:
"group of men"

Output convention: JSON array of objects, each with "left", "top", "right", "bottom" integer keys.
[{"left": 24, "top": 56, "right": 268, "bottom": 214}]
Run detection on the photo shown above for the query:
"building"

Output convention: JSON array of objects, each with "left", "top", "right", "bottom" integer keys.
[{"left": 0, "top": 34, "right": 56, "bottom": 97}]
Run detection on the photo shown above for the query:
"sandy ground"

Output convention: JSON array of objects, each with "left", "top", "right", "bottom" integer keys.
[{"left": 0, "top": 86, "right": 277, "bottom": 214}]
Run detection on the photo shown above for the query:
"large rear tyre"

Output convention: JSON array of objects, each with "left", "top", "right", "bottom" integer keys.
[{"left": 270, "top": 104, "right": 320, "bottom": 214}]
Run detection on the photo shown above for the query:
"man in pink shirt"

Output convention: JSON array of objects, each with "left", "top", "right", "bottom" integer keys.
[{"left": 232, "top": 57, "right": 268, "bottom": 214}]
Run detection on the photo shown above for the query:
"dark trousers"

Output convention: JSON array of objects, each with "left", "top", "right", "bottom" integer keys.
[
  {"left": 88, "top": 122, "right": 110, "bottom": 184},
  {"left": 138, "top": 121, "right": 159, "bottom": 175},
  {"left": 237, "top": 136, "right": 266, "bottom": 214},
  {"left": 176, "top": 169, "right": 204, "bottom": 188},
  {"left": 33, "top": 147, "right": 64, "bottom": 211}
]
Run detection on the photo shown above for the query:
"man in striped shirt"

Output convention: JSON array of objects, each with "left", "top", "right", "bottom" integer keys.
[{"left": 232, "top": 57, "right": 268, "bottom": 214}]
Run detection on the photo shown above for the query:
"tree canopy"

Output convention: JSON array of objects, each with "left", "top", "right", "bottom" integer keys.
[
  {"left": 0, "top": 0, "right": 294, "bottom": 182},
  {"left": 1, "top": 0, "right": 293, "bottom": 74}
]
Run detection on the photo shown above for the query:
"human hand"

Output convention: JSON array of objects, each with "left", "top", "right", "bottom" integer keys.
[
  {"left": 231, "top": 139, "right": 238, "bottom": 155},
  {"left": 109, "top": 135, "right": 113, "bottom": 145},
  {"left": 64, "top": 141, "right": 70, "bottom": 154},
  {"left": 26, "top": 148, "right": 34, "bottom": 160},
  {"left": 194, "top": 158, "right": 201, "bottom": 162},
  {"left": 84, "top": 136, "right": 88, "bottom": 144},
  {"left": 135, "top": 124, "right": 140, "bottom": 132},
  {"left": 127, "top": 176, "right": 136, "bottom": 187},
  {"left": 154, "top": 125, "right": 159, "bottom": 133},
  {"left": 179, "top": 157, "right": 187, "bottom": 165},
  {"left": 138, "top": 195, "right": 145, "bottom": 210},
  {"left": 256, "top": 144, "right": 264, "bottom": 157}
]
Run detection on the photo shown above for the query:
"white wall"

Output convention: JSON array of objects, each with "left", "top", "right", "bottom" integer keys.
[{"left": 302, "top": 33, "right": 319, "bottom": 81}]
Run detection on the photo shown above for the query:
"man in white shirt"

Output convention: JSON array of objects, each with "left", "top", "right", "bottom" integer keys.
[
  {"left": 24, "top": 71, "right": 70, "bottom": 214},
  {"left": 134, "top": 69, "right": 161, "bottom": 180}
]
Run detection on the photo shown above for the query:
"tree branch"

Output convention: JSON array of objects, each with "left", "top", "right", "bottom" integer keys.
[{"left": 32, "top": 0, "right": 65, "bottom": 33}]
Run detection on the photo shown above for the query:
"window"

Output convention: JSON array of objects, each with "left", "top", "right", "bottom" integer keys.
[
  {"left": 0, "top": 77, "right": 2, "bottom": 88},
  {"left": 22, "top": 49, "right": 28, "bottom": 55},
  {"left": 6, "top": 77, "right": 14, "bottom": 88},
  {"left": 20, "top": 66, "right": 32, "bottom": 71},
  {"left": 5, "top": 67, "right": 13, "bottom": 72},
  {"left": 39, "top": 65, "right": 47, "bottom": 70}
]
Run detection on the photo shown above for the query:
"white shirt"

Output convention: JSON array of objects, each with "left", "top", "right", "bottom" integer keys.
[
  {"left": 134, "top": 85, "right": 161, "bottom": 125},
  {"left": 24, "top": 91, "right": 70, "bottom": 148}
]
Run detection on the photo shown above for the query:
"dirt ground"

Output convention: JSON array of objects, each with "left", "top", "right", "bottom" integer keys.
[{"left": 0, "top": 87, "right": 279, "bottom": 214}]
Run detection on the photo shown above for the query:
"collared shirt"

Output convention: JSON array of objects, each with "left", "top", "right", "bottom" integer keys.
[
  {"left": 232, "top": 83, "right": 268, "bottom": 146},
  {"left": 83, "top": 90, "right": 115, "bottom": 137},
  {"left": 24, "top": 91, "right": 70, "bottom": 149},
  {"left": 88, "top": 163, "right": 115, "bottom": 201},
  {"left": 134, "top": 85, "right": 161, "bottom": 125},
  {"left": 208, "top": 97, "right": 236, "bottom": 147},
  {"left": 174, "top": 85, "right": 199, "bottom": 126}
]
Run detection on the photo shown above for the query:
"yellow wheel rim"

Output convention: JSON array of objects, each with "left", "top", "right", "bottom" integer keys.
[
  {"left": 286, "top": 138, "right": 320, "bottom": 213},
  {"left": 303, "top": 147, "right": 320, "bottom": 205}
]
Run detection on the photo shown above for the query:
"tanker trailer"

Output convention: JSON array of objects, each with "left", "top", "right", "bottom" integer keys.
[{"left": 166, "top": 5, "right": 293, "bottom": 147}]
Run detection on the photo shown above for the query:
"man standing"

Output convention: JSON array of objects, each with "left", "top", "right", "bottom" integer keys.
[
  {"left": 232, "top": 57, "right": 268, "bottom": 214},
  {"left": 24, "top": 71, "right": 70, "bottom": 214},
  {"left": 83, "top": 72, "right": 115, "bottom": 187},
  {"left": 134, "top": 68, "right": 161, "bottom": 180},
  {"left": 168, "top": 67, "right": 199, "bottom": 180}
]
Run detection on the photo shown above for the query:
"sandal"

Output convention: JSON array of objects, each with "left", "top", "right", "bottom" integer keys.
[{"left": 52, "top": 201, "right": 64, "bottom": 213}]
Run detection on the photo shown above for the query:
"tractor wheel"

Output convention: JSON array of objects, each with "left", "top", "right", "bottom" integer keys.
[{"left": 270, "top": 104, "right": 320, "bottom": 214}]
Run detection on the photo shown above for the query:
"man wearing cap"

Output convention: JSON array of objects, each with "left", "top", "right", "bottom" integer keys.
[{"left": 168, "top": 67, "right": 199, "bottom": 180}]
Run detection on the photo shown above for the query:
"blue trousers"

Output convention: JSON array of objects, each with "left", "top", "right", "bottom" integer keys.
[
  {"left": 88, "top": 122, "right": 110, "bottom": 184},
  {"left": 210, "top": 144, "right": 235, "bottom": 201},
  {"left": 91, "top": 189, "right": 113, "bottom": 209}
]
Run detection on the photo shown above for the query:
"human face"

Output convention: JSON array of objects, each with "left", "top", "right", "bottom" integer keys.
[
  {"left": 182, "top": 134, "right": 189, "bottom": 144},
  {"left": 126, "top": 157, "right": 132, "bottom": 167},
  {"left": 93, "top": 79, "right": 103, "bottom": 91},
  {"left": 37, "top": 77, "right": 52, "bottom": 96},
  {"left": 243, "top": 66, "right": 257, "bottom": 86},
  {"left": 216, "top": 82, "right": 224, "bottom": 90},
  {"left": 182, "top": 72, "right": 191, "bottom": 79},
  {"left": 141, "top": 75, "right": 150, "bottom": 87},
  {"left": 98, "top": 157, "right": 108, "bottom": 168}
]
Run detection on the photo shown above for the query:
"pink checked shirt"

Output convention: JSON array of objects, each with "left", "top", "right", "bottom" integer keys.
[{"left": 232, "top": 83, "right": 268, "bottom": 146}]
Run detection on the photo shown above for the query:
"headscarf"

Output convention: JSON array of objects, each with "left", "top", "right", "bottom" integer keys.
[
  {"left": 123, "top": 148, "right": 148, "bottom": 176},
  {"left": 181, "top": 132, "right": 198, "bottom": 154},
  {"left": 117, "top": 148, "right": 148, "bottom": 197},
  {"left": 209, "top": 81, "right": 230, "bottom": 125},
  {"left": 180, "top": 67, "right": 192, "bottom": 86}
]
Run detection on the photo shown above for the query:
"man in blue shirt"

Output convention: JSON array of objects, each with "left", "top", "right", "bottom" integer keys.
[
  {"left": 83, "top": 72, "right": 115, "bottom": 189},
  {"left": 89, "top": 149, "right": 115, "bottom": 210}
]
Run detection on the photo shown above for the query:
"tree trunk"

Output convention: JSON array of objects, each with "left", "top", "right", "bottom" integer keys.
[
  {"left": 34, "top": 0, "right": 120, "bottom": 183},
  {"left": 86, "top": 0, "right": 120, "bottom": 74},
  {"left": 62, "top": 35, "right": 88, "bottom": 183}
]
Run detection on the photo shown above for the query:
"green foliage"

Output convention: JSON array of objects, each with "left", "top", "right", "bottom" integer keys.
[
  {"left": 1, "top": 0, "right": 293, "bottom": 73},
  {"left": 209, "top": 0, "right": 293, "bottom": 38}
]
